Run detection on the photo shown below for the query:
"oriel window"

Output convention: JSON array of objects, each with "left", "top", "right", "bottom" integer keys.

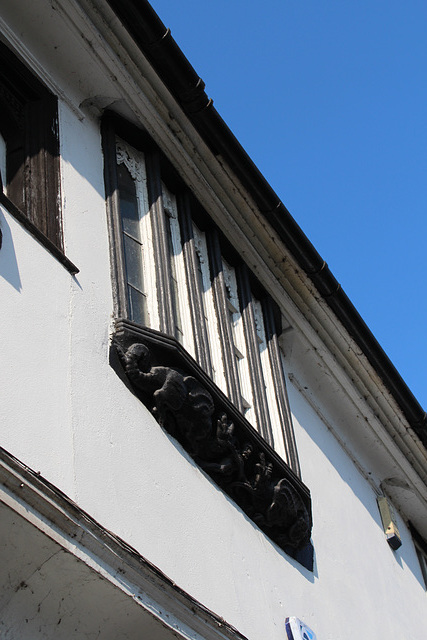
[{"left": 103, "top": 113, "right": 300, "bottom": 476}]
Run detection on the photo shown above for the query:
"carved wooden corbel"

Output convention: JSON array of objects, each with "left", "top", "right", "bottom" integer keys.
[{"left": 113, "top": 320, "right": 313, "bottom": 568}]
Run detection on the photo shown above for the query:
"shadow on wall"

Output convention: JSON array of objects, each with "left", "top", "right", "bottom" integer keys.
[
  {"left": 0, "top": 207, "right": 22, "bottom": 292},
  {"left": 288, "top": 380, "right": 427, "bottom": 590}
]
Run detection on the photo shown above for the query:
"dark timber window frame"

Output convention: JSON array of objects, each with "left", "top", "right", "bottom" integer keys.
[
  {"left": 411, "top": 525, "right": 427, "bottom": 590},
  {"left": 103, "top": 112, "right": 300, "bottom": 475},
  {"left": 0, "top": 39, "right": 77, "bottom": 273},
  {"left": 103, "top": 112, "right": 313, "bottom": 567}
]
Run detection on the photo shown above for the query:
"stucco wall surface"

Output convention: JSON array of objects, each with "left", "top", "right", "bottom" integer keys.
[
  {"left": 1, "top": 2, "right": 426, "bottom": 639},
  {"left": 0, "top": 203, "right": 75, "bottom": 495}
]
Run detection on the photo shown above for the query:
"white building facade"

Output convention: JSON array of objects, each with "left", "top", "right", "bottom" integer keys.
[{"left": 0, "top": 1, "right": 426, "bottom": 638}]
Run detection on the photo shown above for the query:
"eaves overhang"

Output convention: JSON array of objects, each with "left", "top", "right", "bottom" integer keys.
[
  {"left": 0, "top": 446, "right": 248, "bottom": 640},
  {"left": 105, "top": 0, "right": 426, "bottom": 449}
]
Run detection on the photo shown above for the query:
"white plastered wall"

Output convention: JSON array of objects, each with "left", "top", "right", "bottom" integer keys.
[{"left": 0, "top": 2, "right": 426, "bottom": 639}]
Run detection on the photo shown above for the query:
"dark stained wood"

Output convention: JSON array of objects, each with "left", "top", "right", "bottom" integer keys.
[
  {"left": 206, "top": 229, "right": 242, "bottom": 410},
  {"left": 177, "top": 191, "right": 213, "bottom": 376},
  {"left": 237, "top": 264, "right": 274, "bottom": 445},
  {"left": 0, "top": 191, "right": 78, "bottom": 274},
  {"left": 0, "top": 40, "right": 62, "bottom": 250},
  {"left": 101, "top": 116, "right": 129, "bottom": 318},
  {"left": 145, "top": 150, "right": 175, "bottom": 336},
  {"left": 262, "top": 297, "right": 301, "bottom": 476},
  {"left": 113, "top": 319, "right": 313, "bottom": 569},
  {"left": 25, "top": 94, "right": 61, "bottom": 248},
  {"left": 102, "top": 110, "right": 304, "bottom": 487}
]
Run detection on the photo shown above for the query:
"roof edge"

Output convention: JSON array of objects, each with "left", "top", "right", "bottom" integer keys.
[
  {"left": 0, "top": 446, "right": 249, "bottom": 640},
  {"left": 105, "top": 0, "right": 426, "bottom": 446}
]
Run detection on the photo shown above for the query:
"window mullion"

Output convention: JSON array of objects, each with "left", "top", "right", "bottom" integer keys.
[
  {"left": 236, "top": 264, "right": 273, "bottom": 444},
  {"left": 207, "top": 229, "right": 242, "bottom": 410},
  {"left": 102, "top": 119, "right": 130, "bottom": 319},
  {"left": 145, "top": 151, "right": 175, "bottom": 336},
  {"left": 0, "top": 132, "right": 5, "bottom": 191},
  {"left": 262, "top": 297, "right": 301, "bottom": 477},
  {"left": 104, "top": 113, "right": 304, "bottom": 475},
  {"left": 162, "top": 185, "right": 194, "bottom": 353},
  {"left": 177, "top": 193, "right": 213, "bottom": 376}
]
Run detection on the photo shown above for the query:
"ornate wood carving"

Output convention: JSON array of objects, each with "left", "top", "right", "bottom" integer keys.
[{"left": 113, "top": 320, "right": 313, "bottom": 568}]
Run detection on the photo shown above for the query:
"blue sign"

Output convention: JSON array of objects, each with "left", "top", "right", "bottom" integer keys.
[{"left": 285, "top": 617, "right": 317, "bottom": 640}]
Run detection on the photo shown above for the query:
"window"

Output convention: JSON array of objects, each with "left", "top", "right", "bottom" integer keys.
[
  {"left": 103, "top": 113, "right": 313, "bottom": 565},
  {"left": 0, "top": 39, "right": 62, "bottom": 249},
  {"left": 0, "top": 131, "right": 6, "bottom": 189},
  {"left": 103, "top": 114, "right": 300, "bottom": 476},
  {"left": 412, "top": 527, "right": 427, "bottom": 589},
  {"left": 417, "top": 546, "right": 427, "bottom": 589}
]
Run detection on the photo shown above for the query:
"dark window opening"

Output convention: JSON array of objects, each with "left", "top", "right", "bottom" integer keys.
[{"left": 0, "top": 39, "right": 62, "bottom": 250}]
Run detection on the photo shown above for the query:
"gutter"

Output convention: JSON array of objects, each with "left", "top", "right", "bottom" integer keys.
[{"left": 105, "top": 0, "right": 427, "bottom": 446}]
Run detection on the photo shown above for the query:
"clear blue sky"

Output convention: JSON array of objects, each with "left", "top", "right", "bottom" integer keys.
[{"left": 151, "top": 1, "right": 427, "bottom": 411}]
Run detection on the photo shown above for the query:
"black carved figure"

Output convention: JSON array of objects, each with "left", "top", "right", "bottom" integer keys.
[
  {"left": 267, "top": 478, "right": 311, "bottom": 548},
  {"left": 228, "top": 452, "right": 310, "bottom": 550},
  {"left": 198, "top": 413, "right": 253, "bottom": 484},
  {"left": 116, "top": 339, "right": 312, "bottom": 554},
  {"left": 122, "top": 342, "right": 214, "bottom": 449}
]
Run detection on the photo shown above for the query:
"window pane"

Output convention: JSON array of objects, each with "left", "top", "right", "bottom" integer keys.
[
  {"left": 163, "top": 186, "right": 183, "bottom": 341},
  {"left": 223, "top": 260, "right": 255, "bottom": 422},
  {"left": 193, "top": 224, "right": 227, "bottom": 392},
  {"left": 117, "top": 163, "right": 141, "bottom": 241},
  {"left": 109, "top": 128, "right": 298, "bottom": 465},
  {"left": 254, "top": 299, "right": 287, "bottom": 459},
  {"left": 117, "top": 160, "right": 145, "bottom": 321},
  {"left": 166, "top": 220, "right": 183, "bottom": 341},
  {"left": 116, "top": 138, "right": 159, "bottom": 330},
  {"left": 0, "top": 132, "right": 6, "bottom": 189},
  {"left": 123, "top": 233, "right": 145, "bottom": 292},
  {"left": 128, "top": 285, "right": 149, "bottom": 326}
]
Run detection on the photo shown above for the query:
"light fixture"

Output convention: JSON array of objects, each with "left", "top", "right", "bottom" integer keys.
[{"left": 377, "top": 496, "right": 402, "bottom": 550}]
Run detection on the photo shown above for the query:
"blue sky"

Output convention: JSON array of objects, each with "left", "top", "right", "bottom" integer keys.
[{"left": 151, "top": 1, "right": 427, "bottom": 410}]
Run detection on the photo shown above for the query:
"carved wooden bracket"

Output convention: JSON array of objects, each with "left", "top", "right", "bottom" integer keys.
[{"left": 113, "top": 319, "right": 313, "bottom": 569}]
